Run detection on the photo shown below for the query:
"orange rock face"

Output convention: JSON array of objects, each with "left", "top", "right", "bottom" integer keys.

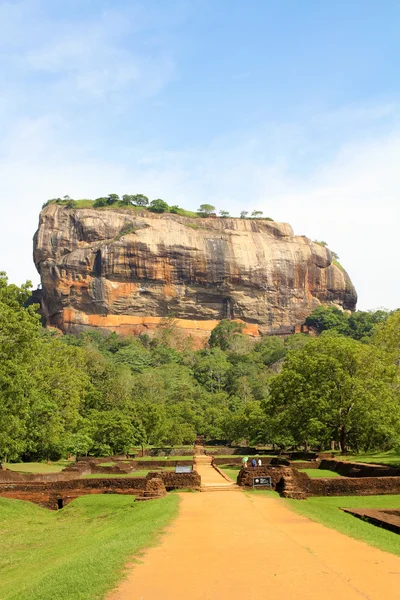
[{"left": 33, "top": 205, "right": 357, "bottom": 341}]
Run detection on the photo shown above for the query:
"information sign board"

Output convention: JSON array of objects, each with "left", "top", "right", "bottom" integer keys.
[
  {"left": 175, "top": 466, "right": 192, "bottom": 473},
  {"left": 252, "top": 476, "right": 272, "bottom": 488}
]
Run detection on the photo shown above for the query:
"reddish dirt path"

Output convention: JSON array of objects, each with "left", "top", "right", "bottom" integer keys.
[{"left": 108, "top": 490, "right": 400, "bottom": 600}]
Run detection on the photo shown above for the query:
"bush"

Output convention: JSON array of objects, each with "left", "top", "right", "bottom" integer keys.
[
  {"left": 149, "top": 199, "right": 169, "bottom": 213},
  {"left": 93, "top": 197, "right": 108, "bottom": 207}
]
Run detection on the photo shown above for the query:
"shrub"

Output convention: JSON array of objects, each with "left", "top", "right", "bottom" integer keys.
[{"left": 149, "top": 199, "right": 169, "bottom": 213}]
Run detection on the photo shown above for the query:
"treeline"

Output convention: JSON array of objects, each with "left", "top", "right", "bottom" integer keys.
[
  {"left": 41, "top": 195, "right": 273, "bottom": 220},
  {"left": 1, "top": 272, "right": 400, "bottom": 461}
]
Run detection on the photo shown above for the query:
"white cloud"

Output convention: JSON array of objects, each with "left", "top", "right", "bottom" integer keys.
[
  {"left": 1, "top": 104, "right": 400, "bottom": 312},
  {"left": 0, "top": 2, "right": 398, "bottom": 311}
]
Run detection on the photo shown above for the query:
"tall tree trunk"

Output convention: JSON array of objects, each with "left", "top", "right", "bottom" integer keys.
[{"left": 339, "top": 426, "right": 347, "bottom": 453}]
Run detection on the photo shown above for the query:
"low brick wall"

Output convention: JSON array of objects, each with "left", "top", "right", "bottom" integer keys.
[
  {"left": 237, "top": 466, "right": 287, "bottom": 489},
  {"left": 206, "top": 447, "right": 277, "bottom": 456},
  {"left": 319, "top": 459, "right": 400, "bottom": 478},
  {"left": 291, "top": 469, "right": 400, "bottom": 496},
  {"left": 150, "top": 471, "right": 201, "bottom": 490},
  {"left": 289, "top": 461, "right": 320, "bottom": 469},
  {"left": 130, "top": 460, "right": 193, "bottom": 469},
  {"left": 0, "top": 469, "right": 90, "bottom": 483},
  {"left": 140, "top": 448, "right": 195, "bottom": 457},
  {"left": 211, "top": 457, "right": 269, "bottom": 467},
  {"left": 0, "top": 477, "right": 149, "bottom": 509},
  {"left": 73, "top": 459, "right": 193, "bottom": 472},
  {"left": 212, "top": 457, "right": 292, "bottom": 467}
]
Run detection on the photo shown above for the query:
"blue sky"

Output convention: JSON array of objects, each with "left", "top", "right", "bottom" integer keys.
[{"left": 1, "top": 0, "right": 399, "bottom": 309}]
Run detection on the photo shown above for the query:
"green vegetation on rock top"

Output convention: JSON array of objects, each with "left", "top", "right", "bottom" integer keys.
[{"left": 41, "top": 195, "right": 274, "bottom": 220}]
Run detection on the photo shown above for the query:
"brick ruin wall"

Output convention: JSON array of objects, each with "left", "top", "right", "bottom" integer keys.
[
  {"left": 0, "top": 470, "right": 200, "bottom": 509},
  {"left": 318, "top": 459, "right": 400, "bottom": 477},
  {"left": 237, "top": 465, "right": 400, "bottom": 498},
  {"left": 237, "top": 466, "right": 288, "bottom": 489},
  {"left": 291, "top": 468, "right": 400, "bottom": 496}
]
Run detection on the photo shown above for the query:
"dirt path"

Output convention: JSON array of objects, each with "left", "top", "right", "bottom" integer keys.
[
  {"left": 194, "top": 455, "right": 234, "bottom": 486},
  {"left": 108, "top": 488, "right": 400, "bottom": 600}
]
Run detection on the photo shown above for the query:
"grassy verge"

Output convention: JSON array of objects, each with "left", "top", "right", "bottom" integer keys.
[
  {"left": 299, "top": 468, "right": 342, "bottom": 478},
  {"left": 210, "top": 454, "right": 274, "bottom": 459},
  {"left": 0, "top": 494, "right": 179, "bottom": 600},
  {"left": 5, "top": 461, "right": 70, "bottom": 473},
  {"left": 135, "top": 456, "right": 193, "bottom": 461},
  {"left": 83, "top": 468, "right": 176, "bottom": 478},
  {"left": 220, "top": 466, "right": 241, "bottom": 481},
  {"left": 340, "top": 450, "right": 400, "bottom": 467},
  {"left": 284, "top": 495, "right": 400, "bottom": 557}
]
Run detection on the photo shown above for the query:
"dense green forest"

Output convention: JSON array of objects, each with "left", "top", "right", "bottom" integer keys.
[{"left": 1, "top": 271, "right": 400, "bottom": 462}]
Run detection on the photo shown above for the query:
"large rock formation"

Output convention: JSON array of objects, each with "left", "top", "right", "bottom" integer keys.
[{"left": 33, "top": 204, "right": 357, "bottom": 340}]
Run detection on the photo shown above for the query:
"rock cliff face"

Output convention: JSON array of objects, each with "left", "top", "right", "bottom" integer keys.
[{"left": 33, "top": 205, "right": 357, "bottom": 340}]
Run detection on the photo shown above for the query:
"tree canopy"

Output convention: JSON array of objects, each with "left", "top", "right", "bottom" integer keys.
[{"left": 1, "top": 271, "right": 399, "bottom": 459}]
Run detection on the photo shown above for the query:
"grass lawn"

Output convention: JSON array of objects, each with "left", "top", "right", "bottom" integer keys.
[
  {"left": 135, "top": 456, "right": 193, "bottom": 461},
  {"left": 5, "top": 460, "right": 70, "bottom": 473},
  {"left": 299, "top": 468, "right": 342, "bottom": 478},
  {"left": 211, "top": 454, "right": 274, "bottom": 459},
  {"left": 220, "top": 466, "right": 241, "bottom": 481},
  {"left": 84, "top": 472, "right": 149, "bottom": 479},
  {"left": 83, "top": 468, "right": 176, "bottom": 479},
  {"left": 0, "top": 494, "right": 179, "bottom": 600},
  {"left": 285, "top": 495, "right": 400, "bottom": 557},
  {"left": 341, "top": 450, "right": 400, "bottom": 467}
]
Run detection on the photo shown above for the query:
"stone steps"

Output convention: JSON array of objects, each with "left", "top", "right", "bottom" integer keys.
[
  {"left": 200, "top": 485, "right": 242, "bottom": 492},
  {"left": 280, "top": 474, "right": 307, "bottom": 500}
]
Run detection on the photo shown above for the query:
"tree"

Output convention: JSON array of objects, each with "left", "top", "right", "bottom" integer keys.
[
  {"left": 251, "top": 210, "right": 263, "bottom": 218},
  {"left": 193, "top": 349, "right": 230, "bottom": 392},
  {"left": 197, "top": 204, "right": 216, "bottom": 217},
  {"left": 219, "top": 210, "right": 230, "bottom": 218},
  {"left": 132, "top": 194, "right": 149, "bottom": 207},
  {"left": 121, "top": 194, "right": 134, "bottom": 205},
  {"left": 65, "top": 432, "right": 93, "bottom": 458},
  {"left": 209, "top": 320, "right": 244, "bottom": 351},
  {"left": 93, "top": 197, "right": 108, "bottom": 207},
  {"left": 0, "top": 275, "right": 41, "bottom": 462},
  {"left": 91, "top": 411, "right": 143, "bottom": 456},
  {"left": 240, "top": 210, "right": 249, "bottom": 219},
  {"left": 112, "top": 342, "right": 152, "bottom": 373},
  {"left": 372, "top": 310, "right": 400, "bottom": 362},
  {"left": 348, "top": 310, "right": 390, "bottom": 341},
  {"left": 268, "top": 333, "right": 399, "bottom": 452},
  {"left": 305, "top": 306, "right": 349, "bottom": 335},
  {"left": 149, "top": 199, "right": 169, "bottom": 213},
  {"left": 253, "top": 335, "right": 286, "bottom": 366},
  {"left": 107, "top": 193, "right": 120, "bottom": 205}
]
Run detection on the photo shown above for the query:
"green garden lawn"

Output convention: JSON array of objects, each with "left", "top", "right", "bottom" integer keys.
[
  {"left": 210, "top": 454, "right": 274, "bottom": 459},
  {"left": 341, "top": 450, "right": 400, "bottom": 467},
  {"left": 135, "top": 456, "right": 193, "bottom": 461},
  {"left": 220, "top": 465, "right": 241, "bottom": 481},
  {"left": 83, "top": 468, "right": 176, "bottom": 478},
  {"left": 285, "top": 494, "right": 400, "bottom": 557},
  {"left": 5, "top": 460, "right": 70, "bottom": 473},
  {"left": 0, "top": 494, "right": 179, "bottom": 600},
  {"left": 299, "top": 468, "right": 342, "bottom": 478}
]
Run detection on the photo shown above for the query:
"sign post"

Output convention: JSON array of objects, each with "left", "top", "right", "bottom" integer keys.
[
  {"left": 175, "top": 466, "right": 192, "bottom": 474},
  {"left": 252, "top": 476, "right": 272, "bottom": 489}
]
